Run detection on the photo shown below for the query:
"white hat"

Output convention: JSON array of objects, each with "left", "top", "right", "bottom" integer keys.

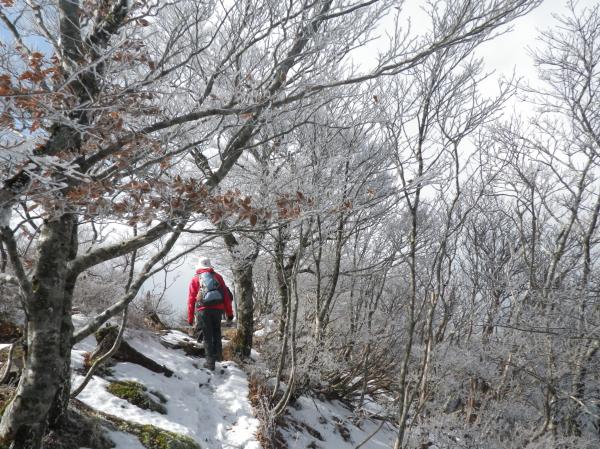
[{"left": 195, "top": 257, "right": 212, "bottom": 269}]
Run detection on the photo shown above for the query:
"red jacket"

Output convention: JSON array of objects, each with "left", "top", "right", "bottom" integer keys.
[{"left": 188, "top": 268, "right": 234, "bottom": 325}]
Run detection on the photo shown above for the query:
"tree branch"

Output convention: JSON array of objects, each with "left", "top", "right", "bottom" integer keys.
[
  {"left": 0, "top": 9, "right": 30, "bottom": 54},
  {"left": 67, "top": 221, "right": 173, "bottom": 277},
  {"left": 70, "top": 307, "right": 128, "bottom": 398},
  {"left": 72, "top": 225, "right": 183, "bottom": 344},
  {"left": 0, "top": 227, "right": 31, "bottom": 295},
  {"left": 27, "top": 1, "right": 62, "bottom": 58}
]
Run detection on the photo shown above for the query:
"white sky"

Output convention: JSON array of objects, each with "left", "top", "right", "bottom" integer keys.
[
  {"left": 159, "top": 0, "right": 596, "bottom": 317},
  {"left": 1, "top": 2, "right": 594, "bottom": 320},
  {"left": 474, "top": 0, "right": 590, "bottom": 79}
]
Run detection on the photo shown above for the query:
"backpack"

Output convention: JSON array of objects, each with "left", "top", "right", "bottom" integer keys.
[{"left": 196, "top": 271, "right": 224, "bottom": 306}]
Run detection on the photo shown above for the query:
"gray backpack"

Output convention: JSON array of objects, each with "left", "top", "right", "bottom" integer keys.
[{"left": 197, "top": 272, "right": 224, "bottom": 305}]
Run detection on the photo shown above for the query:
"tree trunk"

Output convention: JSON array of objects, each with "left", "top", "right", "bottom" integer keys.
[
  {"left": 0, "top": 214, "right": 76, "bottom": 449},
  {"left": 274, "top": 228, "right": 290, "bottom": 340},
  {"left": 232, "top": 263, "right": 255, "bottom": 357},
  {"left": 222, "top": 230, "right": 260, "bottom": 358}
]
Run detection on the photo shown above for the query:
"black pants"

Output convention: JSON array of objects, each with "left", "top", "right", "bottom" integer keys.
[{"left": 196, "top": 308, "right": 223, "bottom": 363}]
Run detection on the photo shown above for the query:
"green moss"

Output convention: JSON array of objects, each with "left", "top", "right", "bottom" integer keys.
[
  {"left": 135, "top": 424, "right": 200, "bottom": 449},
  {"left": 115, "top": 421, "right": 201, "bottom": 449},
  {"left": 107, "top": 380, "right": 167, "bottom": 414},
  {"left": 95, "top": 324, "right": 118, "bottom": 343},
  {"left": 74, "top": 398, "right": 200, "bottom": 449}
]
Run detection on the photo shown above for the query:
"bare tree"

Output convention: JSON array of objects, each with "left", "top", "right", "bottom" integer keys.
[{"left": 0, "top": 0, "right": 545, "bottom": 446}]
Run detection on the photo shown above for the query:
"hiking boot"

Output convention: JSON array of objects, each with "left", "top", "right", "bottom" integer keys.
[{"left": 203, "top": 359, "right": 215, "bottom": 371}]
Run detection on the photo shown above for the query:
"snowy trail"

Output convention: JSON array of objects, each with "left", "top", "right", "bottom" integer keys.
[
  {"left": 71, "top": 316, "right": 397, "bottom": 449},
  {"left": 71, "top": 319, "right": 261, "bottom": 449}
]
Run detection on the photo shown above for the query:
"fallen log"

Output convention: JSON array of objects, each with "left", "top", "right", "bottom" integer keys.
[{"left": 93, "top": 325, "right": 173, "bottom": 377}]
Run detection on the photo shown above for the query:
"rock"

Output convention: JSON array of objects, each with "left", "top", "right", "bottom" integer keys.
[
  {"left": 107, "top": 380, "right": 167, "bottom": 414},
  {"left": 73, "top": 400, "right": 200, "bottom": 449},
  {"left": 133, "top": 424, "right": 201, "bottom": 449},
  {"left": 0, "top": 385, "right": 16, "bottom": 416},
  {"left": 159, "top": 332, "right": 205, "bottom": 358},
  {"left": 93, "top": 325, "right": 173, "bottom": 377},
  {"left": 43, "top": 408, "right": 114, "bottom": 449}
]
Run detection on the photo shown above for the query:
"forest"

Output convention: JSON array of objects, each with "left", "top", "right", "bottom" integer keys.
[{"left": 1, "top": 0, "right": 599, "bottom": 448}]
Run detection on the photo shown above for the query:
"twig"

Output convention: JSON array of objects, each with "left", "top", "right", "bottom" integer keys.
[
  {"left": 354, "top": 418, "right": 386, "bottom": 449},
  {"left": 0, "top": 227, "right": 31, "bottom": 296},
  {"left": 0, "top": 10, "right": 30, "bottom": 54},
  {"left": 70, "top": 306, "right": 128, "bottom": 398}
]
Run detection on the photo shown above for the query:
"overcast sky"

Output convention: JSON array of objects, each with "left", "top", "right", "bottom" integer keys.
[
  {"left": 477, "top": 0, "right": 597, "bottom": 77},
  {"left": 2, "top": 1, "right": 595, "bottom": 320},
  {"left": 161, "top": 1, "right": 600, "bottom": 320}
]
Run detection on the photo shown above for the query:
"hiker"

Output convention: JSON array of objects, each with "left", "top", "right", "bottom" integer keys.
[{"left": 188, "top": 257, "right": 234, "bottom": 371}]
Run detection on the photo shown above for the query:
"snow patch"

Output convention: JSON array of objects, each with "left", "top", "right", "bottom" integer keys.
[
  {"left": 159, "top": 329, "right": 193, "bottom": 346},
  {"left": 70, "top": 318, "right": 397, "bottom": 449},
  {"left": 254, "top": 319, "right": 275, "bottom": 337},
  {"left": 71, "top": 322, "right": 261, "bottom": 449},
  {"left": 281, "top": 395, "right": 397, "bottom": 449},
  {"left": 105, "top": 430, "right": 147, "bottom": 449}
]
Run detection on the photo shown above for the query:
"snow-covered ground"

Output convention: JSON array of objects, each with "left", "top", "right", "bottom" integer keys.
[
  {"left": 253, "top": 319, "right": 276, "bottom": 338},
  {"left": 281, "top": 395, "right": 397, "bottom": 449},
  {"left": 71, "top": 316, "right": 261, "bottom": 449},
  {"left": 70, "top": 315, "right": 397, "bottom": 449}
]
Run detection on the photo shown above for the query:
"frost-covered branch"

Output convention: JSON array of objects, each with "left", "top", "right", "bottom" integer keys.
[
  {"left": 0, "top": 227, "right": 31, "bottom": 295},
  {"left": 70, "top": 307, "right": 128, "bottom": 398},
  {"left": 72, "top": 225, "right": 183, "bottom": 344},
  {"left": 67, "top": 221, "right": 174, "bottom": 277}
]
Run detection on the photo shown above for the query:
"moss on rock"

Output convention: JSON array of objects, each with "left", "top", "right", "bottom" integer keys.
[
  {"left": 95, "top": 324, "right": 118, "bottom": 343},
  {"left": 75, "top": 397, "right": 200, "bottom": 449},
  {"left": 44, "top": 409, "right": 114, "bottom": 449},
  {"left": 107, "top": 380, "right": 167, "bottom": 414},
  {"left": 134, "top": 424, "right": 200, "bottom": 449}
]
